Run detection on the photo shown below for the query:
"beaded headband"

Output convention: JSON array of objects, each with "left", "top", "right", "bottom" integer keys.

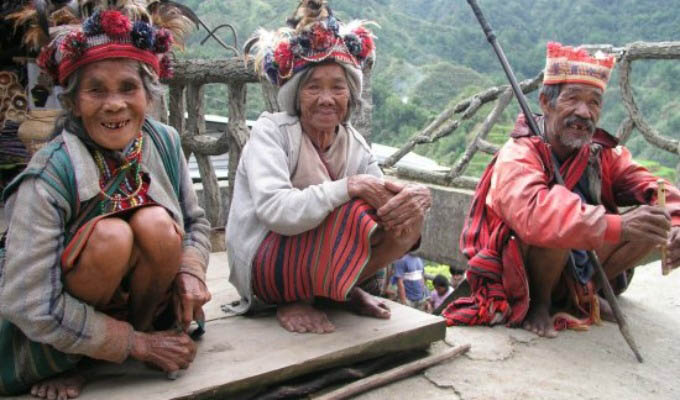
[{"left": 543, "top": 41, "right": 616, "bottom": 91}]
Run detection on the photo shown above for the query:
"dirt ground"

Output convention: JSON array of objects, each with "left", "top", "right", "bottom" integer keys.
[{"left": 355, "top": 261, "right": 680, "bottom": 400}]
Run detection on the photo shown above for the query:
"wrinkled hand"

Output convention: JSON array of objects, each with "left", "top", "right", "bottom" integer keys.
[
  {"left": 130, "top": 330, "right": 197, "bottom": 373},
  {"left": 664, "top": 226, "right": 680, "bottom": 270},
  {"left": 377, "top": 181, "right": 431, "bottom": 233},
  {"left": 347, "top": 174, "right": 394, "bottom": 210},
  {"left": 173, "top": 273, "right": 211, "bottom": 332},
  {"left": 621, "top": 205, "right": 670, "bottom": 245}
]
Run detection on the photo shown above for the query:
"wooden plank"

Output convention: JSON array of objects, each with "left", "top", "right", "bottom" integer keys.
[{"left": 9, "top": 253, "right": 446, "bottom": 400}]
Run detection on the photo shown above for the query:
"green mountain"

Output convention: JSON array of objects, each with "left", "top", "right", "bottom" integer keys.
[{"left": 177, "top": 0, "right": 680, "bottom": 178}]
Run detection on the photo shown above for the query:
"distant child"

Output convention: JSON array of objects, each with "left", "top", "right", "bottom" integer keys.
[
  {"left": 450, "top": 266, "right": 465, "bottom": 289},
  {"left": 430, "top": 274, "right": 453, "bottom": 311}
]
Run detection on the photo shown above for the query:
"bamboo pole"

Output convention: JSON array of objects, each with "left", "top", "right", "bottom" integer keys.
[{"left": 313, "top": 345, "right": 471, "bottom": 400}]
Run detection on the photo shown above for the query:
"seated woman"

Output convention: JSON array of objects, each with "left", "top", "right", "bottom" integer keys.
[
  {"left": 227, "top": 4, "right": 432, "bottom": 334},
  {"left": 0, "top": 8, "right": 211, "bottom": 399}
]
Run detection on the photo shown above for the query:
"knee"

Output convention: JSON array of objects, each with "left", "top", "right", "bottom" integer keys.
[
  {"left": 129, "top": 206, "right": 182, "bottom": 255},
  {"left": 87, "top": 218, "right": 134, "bottom": 262},
  {"left": 67, "top": 218, "right": 133, "bottom": 289},
  {"left": 524, "top": 245, "right": 570, "bottom": 272}
]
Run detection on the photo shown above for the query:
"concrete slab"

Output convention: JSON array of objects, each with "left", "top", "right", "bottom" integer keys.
[{"left": 9, "top": 252, "right": 446, "bottom": 400}]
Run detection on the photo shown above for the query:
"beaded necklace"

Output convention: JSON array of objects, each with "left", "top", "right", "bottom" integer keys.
[{"left": 93, "top": 132, "right": 145, "bottom": 213}]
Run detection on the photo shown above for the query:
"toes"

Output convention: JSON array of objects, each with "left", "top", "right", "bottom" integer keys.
[
  {"left": 321, "top": 321, "right": 335, "bottom": 333},
  {"left": 66, "top": 387, "right": 80, "bottom": 398},
  {"left": 377, "top": 303, "right": 391, "bottom": 318},
  {"left": 46, "top": 386, "right": 57, "bottom": 400}
]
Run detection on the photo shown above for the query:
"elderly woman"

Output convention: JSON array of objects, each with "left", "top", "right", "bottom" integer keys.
[
  {"left": 227, "top": 5, "right": 431, "bottom": 334},
  {"left": 0, "top": 8, "right": 210, "bottom": 398}
]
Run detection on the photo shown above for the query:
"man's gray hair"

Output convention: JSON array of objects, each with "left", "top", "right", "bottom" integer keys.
[{"left": 539, "top": 83, "right": 562, "bottom": 108}]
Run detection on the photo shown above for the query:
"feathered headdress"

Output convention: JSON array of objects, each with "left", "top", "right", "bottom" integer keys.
[
  {"left": 3, "top": 0, "right": 197, "bottom": 54},
  {"left": 543, "top": 42, "right": 616, "bottom": 91},
  {"left": 249, "top": 0, "right": 377, "bottom": 87}
]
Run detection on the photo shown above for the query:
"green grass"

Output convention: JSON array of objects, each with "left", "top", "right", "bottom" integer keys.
[{"left": 424, "top": 262, "right": 451, "bottom": 290}]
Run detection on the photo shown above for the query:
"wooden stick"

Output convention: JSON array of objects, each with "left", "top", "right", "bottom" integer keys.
[
  {"left": 313, "top": 344, "right": 471, "bottom": 400},
  {"left": 658, "top": 179, "right": 671, "bottom": 275},
  {"left": 590, "top": 250, "right": 644, "bottom": 363}
]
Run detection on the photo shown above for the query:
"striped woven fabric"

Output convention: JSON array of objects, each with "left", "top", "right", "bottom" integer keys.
[
  {"left": 252, "top": 199, "right": 378, "bottom": 304},
  {"left": 0, "top": 319, "right": 81, "bottom": 396}
]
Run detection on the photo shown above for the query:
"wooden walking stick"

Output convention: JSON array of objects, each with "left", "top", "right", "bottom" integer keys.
[
  {"left": 466, "top": 0, "right": 643, "bottom": 363},
  {"left": 658, "top": 179, "right": 671, "bottom": 275}
]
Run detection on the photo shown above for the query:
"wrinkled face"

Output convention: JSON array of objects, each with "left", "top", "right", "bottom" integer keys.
[
  {"left": 541, "top": 83, "right": 603, "bottom": 152},
  {"left": 74, "top": 59, "right": 149, "bottom": 150},
  {"left": 298, "top": 63, "right": 350, "bottom": 133}
]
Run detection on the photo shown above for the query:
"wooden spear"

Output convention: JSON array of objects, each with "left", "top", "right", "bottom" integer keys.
[{"left": 466, "top": 0, "right": 643, "bottom": 363}]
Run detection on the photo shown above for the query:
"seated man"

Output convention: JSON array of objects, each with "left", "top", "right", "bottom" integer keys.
[{"left": 443, "top": 42, "right": 680, "bottom": 338}]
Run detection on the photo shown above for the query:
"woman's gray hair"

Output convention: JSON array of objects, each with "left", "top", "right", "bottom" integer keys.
[
  {"left": 58, "top": 61, "right": 163, "bottom": 114},
  {"left": 275, "top": 61, "right": 364, "bottom": 121}
]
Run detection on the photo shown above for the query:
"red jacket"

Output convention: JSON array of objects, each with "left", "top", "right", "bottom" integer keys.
[{"left": 443, "top": 114, "right": 680, "bottom": 327}]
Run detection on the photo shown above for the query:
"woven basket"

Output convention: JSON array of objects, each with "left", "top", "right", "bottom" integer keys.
[{"left": 17, "top": 110, "right": 60, "bottom": 155}]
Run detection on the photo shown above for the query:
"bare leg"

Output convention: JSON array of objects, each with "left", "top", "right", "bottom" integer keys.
[
  {"left": 521, "top": 245, "right": 570, "bottom": 338},
  {"left": 597, "top": 241, "right": 655, "bottom": 282},
  {"left": 55, "top": 207, "right": 181, "bottom": 397},
  {"left": 127, "top": 206, "right": 182, "bottom": 331},
  {"left": 596, "top": 240, "right": 655, "bottom": 321},
  {"left": 347, "top": 221, "right": 423, "bottom": 320},
  {"left": 64, "top": 218, "right": 135, "bottom": 306}
]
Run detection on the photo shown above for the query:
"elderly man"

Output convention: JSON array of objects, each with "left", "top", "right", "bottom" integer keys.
[{"left": 443, "top": 42, "right": 680, "bottom": 338}]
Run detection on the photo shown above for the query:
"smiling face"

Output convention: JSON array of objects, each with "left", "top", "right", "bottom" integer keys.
[
  {"left": 73, "top": 59, "right": 150, "bottom": 150},
  {"left": 298, "top": 63, "right": 350, "bottom": 135},
  {"left": 540, "top": 83, "right": 603, "bottom": 157}
]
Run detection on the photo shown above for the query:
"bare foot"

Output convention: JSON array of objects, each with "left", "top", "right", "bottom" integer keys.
[
  {"left": 348, "top": 287, "right": 391, "bottom": 319},
  {"left": 30, "top": 372, "right": 86, "bottom": 399},
  {"left": 522, "top": 305, "right": 558, "bottom": 338},
  {"left": 276, "top": 302, "right": 335, "bottom": 334}
]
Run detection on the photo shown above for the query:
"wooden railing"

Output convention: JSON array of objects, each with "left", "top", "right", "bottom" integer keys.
[{"left": 165, "top": 41, "right": 680, "bottom": 228}]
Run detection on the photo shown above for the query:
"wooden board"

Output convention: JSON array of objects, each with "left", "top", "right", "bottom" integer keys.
[{"left": 9, "top": 252, "right": 446, "bottom": 400}]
